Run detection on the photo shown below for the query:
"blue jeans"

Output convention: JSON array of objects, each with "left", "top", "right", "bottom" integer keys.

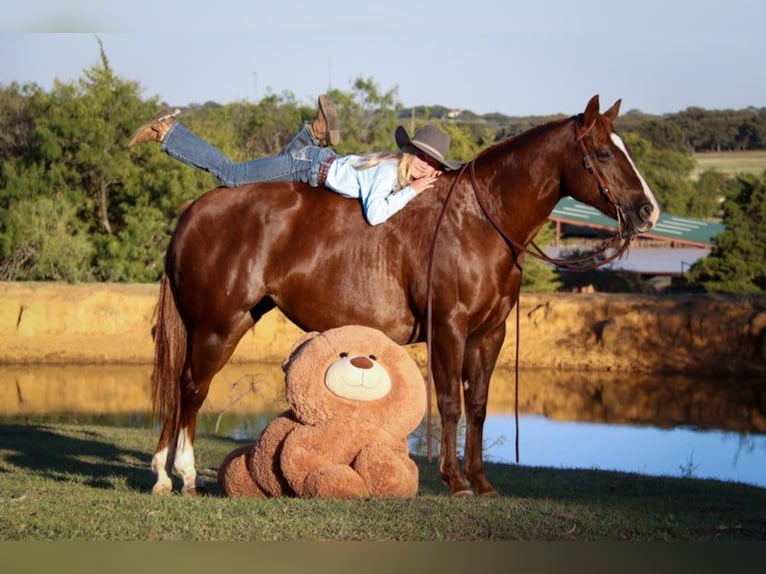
[{"left": 161, "top": 122, "right": 338, "bottom": 188}]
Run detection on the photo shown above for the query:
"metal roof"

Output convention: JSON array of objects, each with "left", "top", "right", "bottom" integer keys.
[{"left": 550, "top": 197, "right": 726, "bottom": 247}]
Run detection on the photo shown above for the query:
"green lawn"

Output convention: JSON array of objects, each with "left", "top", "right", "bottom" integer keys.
[
  {"left": 1, "top": 422, "right": 765, "bottom": 542},
  {"left": 692, "top": 150, "right": 766, "bottom": 179}
]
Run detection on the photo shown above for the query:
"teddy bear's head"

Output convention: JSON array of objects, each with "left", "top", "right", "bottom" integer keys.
[{"left": 281, "top": 325, "right": 426, "bottom": 436}]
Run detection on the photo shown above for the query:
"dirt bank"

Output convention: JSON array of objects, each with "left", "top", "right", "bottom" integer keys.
[{"left": 1, "top": 282, "right": 765, "bottom": 376}]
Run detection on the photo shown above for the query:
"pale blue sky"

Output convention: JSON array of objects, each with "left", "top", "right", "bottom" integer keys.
[{"left": 1, "top": 0, "right": 764, "bottom": 116}]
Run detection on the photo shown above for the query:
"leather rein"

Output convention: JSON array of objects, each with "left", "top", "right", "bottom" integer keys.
[{"left": 423, "top": 115, "right": 634, "bottom": 463}]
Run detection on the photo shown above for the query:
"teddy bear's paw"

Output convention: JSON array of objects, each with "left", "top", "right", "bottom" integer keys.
[
  {"left": 354, "top": 444, "right": 419, "bottom": 498},
  {"left": 303, "top": 465, "right": 371, "bottom": 499}
]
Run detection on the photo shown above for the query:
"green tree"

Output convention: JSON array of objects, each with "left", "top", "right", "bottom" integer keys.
[
  {"left": 329, "top": 76, "right": 402, "bottom": 155},
  {"left": 0, "top": 82, "right": 97, "bottom": 281},
  {"left": 0, "top": 36, "right": 212, "bottom": 282},
  {"left": 0, "top": 196, "right": 93, "bottom": 281},
  {"left": 687, "top": 173, "right": 766, "bottom": 292},
  {"left": 622, "top": 132, "right": 696, "bottom": 216},
  {"left": 521, "top": 222, "right": 562, "bottom": 292},
  {"left": 691, "top": 169, "right": 727, "bottom": 219},
  {"left": 0, "top": 83, "right": 39, "bottom": 166},
  {"left": 640, "top": 119, "right": 689, "bottom": 154}
]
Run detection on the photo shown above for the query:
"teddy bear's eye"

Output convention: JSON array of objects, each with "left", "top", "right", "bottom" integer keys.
[
  {"left": 368, "top": 354, "right": 377, "bottom": 361},
  {"left": 339, "top": 352, "right": 348, "bottom": 358}
]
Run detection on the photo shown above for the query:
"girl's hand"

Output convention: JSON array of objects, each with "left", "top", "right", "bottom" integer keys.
[{"left": 410, "top": 171, "right": 442, "bottom": 194}]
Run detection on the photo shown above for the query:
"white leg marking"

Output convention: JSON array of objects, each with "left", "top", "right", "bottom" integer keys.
[
  {"left": 175, "top": 427, "right": 204, "bottom": 493},
  {"left": 151, "top": 446, "right": 173, "bottom": 495}
]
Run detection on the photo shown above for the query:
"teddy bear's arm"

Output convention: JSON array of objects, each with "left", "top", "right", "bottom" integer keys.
[
  {"left": 248, "top": 412, "right": 300, "bottom": 497},
  {"left": 281, "top": 430, "right": 371, "bottom": 499}
]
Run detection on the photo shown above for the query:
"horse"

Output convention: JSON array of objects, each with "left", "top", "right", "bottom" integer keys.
[{"left": 149, "top": 94, "right": 660, "bottom": 497}]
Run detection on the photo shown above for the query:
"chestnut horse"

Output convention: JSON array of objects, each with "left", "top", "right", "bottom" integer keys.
[{"left": 149, "top": 95, "right": 660, "bottom": 496}]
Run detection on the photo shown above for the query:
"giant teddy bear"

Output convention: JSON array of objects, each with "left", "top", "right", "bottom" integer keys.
[{"left": 217, "top": 325, "right": 427, "bottom": 499}]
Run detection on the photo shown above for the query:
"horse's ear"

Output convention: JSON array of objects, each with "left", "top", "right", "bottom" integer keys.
[
  {"left": 603, "top": 99, "right": 622, "bottom": 121},
  {"left": 582, "top": 94, "right": 600, "bottom": 130}
]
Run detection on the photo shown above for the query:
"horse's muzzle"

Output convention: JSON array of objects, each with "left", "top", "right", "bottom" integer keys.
[{"left": 629, "top": 202, "right": 658, "bottom": 233}]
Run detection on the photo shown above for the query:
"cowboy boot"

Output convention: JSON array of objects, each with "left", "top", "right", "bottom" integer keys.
[
  {"left": 128, "top": 109, "right": 180, "bottom": 147},
  {"left": 311, "top": 95, "right": 340, "bottom": 147}
]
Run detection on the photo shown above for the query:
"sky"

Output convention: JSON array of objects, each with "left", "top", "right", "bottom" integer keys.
[{"left": 1, "top": 1, "right": 765, "bottom": 117}]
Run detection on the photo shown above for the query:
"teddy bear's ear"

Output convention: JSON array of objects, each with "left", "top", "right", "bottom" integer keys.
[{"left": 282, "top": 331, "right": 321, "bottom": 373}]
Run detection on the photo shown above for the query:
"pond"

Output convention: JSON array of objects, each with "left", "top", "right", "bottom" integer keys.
[{"left": 0, "top": 363, "right": 764, "bottom": 488}]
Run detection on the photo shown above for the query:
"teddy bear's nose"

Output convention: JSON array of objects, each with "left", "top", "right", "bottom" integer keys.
[{"left": 350, "top": 356, "right": 374, "bottom": 369}]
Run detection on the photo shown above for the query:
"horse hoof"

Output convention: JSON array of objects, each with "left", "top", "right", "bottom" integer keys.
[
  {"left": 151, "top": 484, "right": 174, "bottom": 496},
  {"left": 450, "top": 488, "right": 475, "bottom": 497},
  {"left": 181, "top": 485, "right": 209, "bottom": 498},
  {"left": 479, "top": 489, "right": 499, "bottom": 497}
]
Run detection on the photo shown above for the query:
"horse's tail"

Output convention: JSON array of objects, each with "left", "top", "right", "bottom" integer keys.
[{"left": 151, "top": 271, "right": 186, "bottom": 435}]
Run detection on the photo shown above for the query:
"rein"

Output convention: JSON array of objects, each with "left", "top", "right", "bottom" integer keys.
[{"left": 423, "top": 115, "right": 635, "bottom": 464}]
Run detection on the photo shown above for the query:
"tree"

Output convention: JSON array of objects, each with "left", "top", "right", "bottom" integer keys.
[
  {"left": 0, "top": 83, "right": 39, "bottom": 166},
  {"left": 330, "top": 76, "right": 402, "bottom": 155},
  {"left": 0, "top": 196, "right": 93, "bottom": 281},
  {"left": 0, "top": 36, "right": 215, "bottom": 282},
  {"left": 687, "top": 173, "right": 766, "bottom": 292},
  {"left": 621, "top": 132, "right": 696, "bottom": 216},
  {"left": 691, "top": 169, "right": 727, "bottom": 219},
  {"left": 619, "top": 115, "right": 690, "bottom": 154},
  {"left": 521, "top": 223, "right": 562, "bottom": 293}
]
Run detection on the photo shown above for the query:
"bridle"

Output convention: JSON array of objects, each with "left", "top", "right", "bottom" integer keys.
[
  {"left": 574, "top": 114, "right": 624, "bottom": 219},
  {"left": 423, "top": 114, "right": 636, "bottom": 462}
]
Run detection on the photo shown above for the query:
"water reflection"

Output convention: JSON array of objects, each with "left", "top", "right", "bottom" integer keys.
[{"left": 0, "top": 363, "right": 763, "bottom": 487}]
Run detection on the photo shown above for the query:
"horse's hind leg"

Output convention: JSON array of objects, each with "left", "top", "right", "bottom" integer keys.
[
  {"left": 173, "top": 363, "right": 213, "bottom": 496},
  {"left": 172, "top": 314, "right": 255, "bottom": 495},
  {"left": 151, "top": 423, "right": 177, "bottom": 495},
  {"left": 151, "top": 358, "right": 218, "bottom": 495},
  {"left": 151, "top": 358, "right": 217, "bottom": 495}
]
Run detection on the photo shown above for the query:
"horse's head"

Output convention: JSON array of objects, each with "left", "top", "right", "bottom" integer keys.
[{"left": 565, "top": 95, "right": 660, "bottom": 235}]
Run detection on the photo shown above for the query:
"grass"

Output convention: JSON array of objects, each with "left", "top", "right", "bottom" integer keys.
[
  {"left": 1, "top": 422, "right": 765, "bottom": 542},
  {"left": 692, "top": 149, "right": 766, "bottom": 179}
]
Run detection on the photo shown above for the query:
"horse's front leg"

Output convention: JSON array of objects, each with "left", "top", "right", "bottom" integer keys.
[
  {"left": 431, "top": 324, "right": 473, "bottom": 496},
  {"left": 462, "top": 322, "right": 507, "bottom": 496}
]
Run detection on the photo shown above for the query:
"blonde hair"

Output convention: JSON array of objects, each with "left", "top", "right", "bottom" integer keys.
[{"left": 354, "top": 151, "right": 416, "bottom": 193}]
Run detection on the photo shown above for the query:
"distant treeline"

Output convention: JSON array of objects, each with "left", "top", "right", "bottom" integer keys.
[{"left": 415, "top": 104, "right": 766, "bottom": 153}]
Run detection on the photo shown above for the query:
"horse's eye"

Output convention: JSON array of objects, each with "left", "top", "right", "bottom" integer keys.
[
  {"left": 340, "top": 352, "right": 349, "bottom": 358},
  {"left": 596, "top": 149, "right": 614, "bottom": 162}
]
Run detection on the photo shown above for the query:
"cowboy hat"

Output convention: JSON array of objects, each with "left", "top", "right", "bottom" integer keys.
[{"left": 395, "top": 124, "right": 462, "bottom": 171}]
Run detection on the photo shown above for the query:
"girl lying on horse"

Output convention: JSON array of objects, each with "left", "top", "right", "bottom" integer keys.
[{"left": 128, "top": 96, "right": 461, "bottom": 225}]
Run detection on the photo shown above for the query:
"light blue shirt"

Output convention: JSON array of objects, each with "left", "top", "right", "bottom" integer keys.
[{"left": 325, "top": 155, "right": 418, "bottom": 225}]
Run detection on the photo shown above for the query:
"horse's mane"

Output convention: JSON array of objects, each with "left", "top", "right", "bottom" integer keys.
[{"left": 472, "top": 115, "right": 574, "bottom": 163}]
